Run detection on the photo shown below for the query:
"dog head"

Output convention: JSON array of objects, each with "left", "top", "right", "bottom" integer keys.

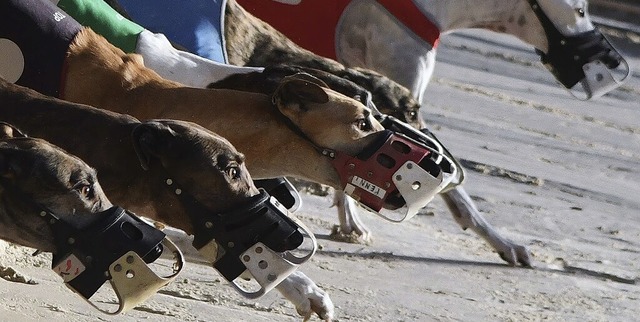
[
  {"left": 132, "top": 119, "right": 259, "bottom": 231},
  {"left": 272, "top": 73, "right": 386, "bottom": 157},
  {"left": 0, "top": 123, "right": 112, "bottom": 252}
]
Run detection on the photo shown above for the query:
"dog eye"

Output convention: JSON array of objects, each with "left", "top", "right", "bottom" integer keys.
[
  {"left": 74, "top": 183, "right": 93, "bottom": 198},
  {"left": 575, "top": 7, "right": 585, "bottom": 17},
  {"left": 408, "top": 111, "right": 418, "bottom": 121},
  {"left": 226, "top": 166, "right": 240, "bottom": 179},
  {"left": 356, "top": 118, "right": 372, "bottom": 131}
]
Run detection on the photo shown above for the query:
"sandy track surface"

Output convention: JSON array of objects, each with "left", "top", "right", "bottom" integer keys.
[{"left": 1, "top": 27, "right": 639, "bottom": 321}]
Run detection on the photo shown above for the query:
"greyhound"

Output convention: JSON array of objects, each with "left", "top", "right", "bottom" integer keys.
[
  {"left": 0, "top": 123, "right": 185, "bottom": 314},
  {"left": 1, "top": 2, "right": 448, "bottom": 318},
  {"left": 0, "top": 125, "right": 113, "bottom": 252},
  {"left": 0, "top": 78, "right": 332, "bottom": 320},
  {"left": 75, "top": 0, "right": 531, "bottom": 265}
]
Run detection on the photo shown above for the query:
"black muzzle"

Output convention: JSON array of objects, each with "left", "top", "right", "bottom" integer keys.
[
  {"left": 190, "top": 189, "right": 304, "bottom": 280},
  {"left": 165, "top": 177, "right": 317, "bottom": 298},
  {"left": 528, "top": 0, "right": 629, "bottom": 99},
  {"left": 49, "top": 206, "right": 184, "bottom": 314}
]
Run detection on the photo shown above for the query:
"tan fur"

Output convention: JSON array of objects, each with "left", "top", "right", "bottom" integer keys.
[
  {"left": 0, "top": 79, "right": 259, "bottom": 235},
  {"left": 63, "top": 29, "right": 384, "bottom": 189}
]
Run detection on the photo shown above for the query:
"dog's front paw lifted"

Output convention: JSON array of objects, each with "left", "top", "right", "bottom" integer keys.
[{"left": 276, "top": 271, "right": 334, "bottom": 321}]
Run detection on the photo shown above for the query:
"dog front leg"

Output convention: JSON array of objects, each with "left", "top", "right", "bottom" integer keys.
[
  {"left": 441, "top": 186, "right": 532, "bottom": 267},
  {"left": 331, "top": 191, "right": 372, "bottom": 244},
  {"left": 276, "top": 270, "right": 334, "bottom": 321}
]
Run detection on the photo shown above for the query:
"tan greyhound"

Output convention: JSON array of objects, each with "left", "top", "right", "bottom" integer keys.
[{"left": 63, "top": 30, "right": 385, "bottom": 187}]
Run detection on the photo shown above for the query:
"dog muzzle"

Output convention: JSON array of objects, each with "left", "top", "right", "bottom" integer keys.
[
  {"left": 49, "top": 206, "right": 184, "bottom": 314},
  {"left": 167, "top": 181, "right": 317, "bottom": 299},
  {"left": 528, "top": 0, "right": 630, "bottom": 100},
  {"left": 331, "top": 126, "right": 458, "bottom": 222}
]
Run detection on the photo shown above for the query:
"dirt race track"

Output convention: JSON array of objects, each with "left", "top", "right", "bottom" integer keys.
[{"left": 1, "top": 23, "right": 639, "bottom": 322}]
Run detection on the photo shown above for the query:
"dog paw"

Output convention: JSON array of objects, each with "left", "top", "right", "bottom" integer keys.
[
  {"left": 329, "top": 224, "right": 372, "bottom": 245},
  {"left": 498, "top": 243, "right": 532, "bottom": 267},
  {"left": 276, "top": 271, "right": 334, "bottom": 321}
]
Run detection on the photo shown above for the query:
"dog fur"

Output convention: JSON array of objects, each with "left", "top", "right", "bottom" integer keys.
[
  {"left": 62, "top": 29, "right": 385, "bottom": 190},
  {"left": 0, "top": 123, "right": 113, "bottom": 252},
  {"left": 0, "top": 78, "right": 258, "bottom": 234},
  {"left": 1, "top": 76, "right": 336, "bottom": 320}
]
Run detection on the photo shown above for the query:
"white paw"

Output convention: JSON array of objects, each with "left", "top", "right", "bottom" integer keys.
[{"left": 276, "top": 271, "right": 334, "bottom": 321}]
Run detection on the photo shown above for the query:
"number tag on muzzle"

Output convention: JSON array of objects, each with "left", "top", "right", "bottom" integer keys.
[{"left": 50, "top": 206, "right": 184, "bottom": 314}]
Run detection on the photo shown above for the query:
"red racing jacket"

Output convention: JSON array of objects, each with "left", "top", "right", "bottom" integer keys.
[{"left": 237, "top": 0, "right": 440, "bottom": 59}]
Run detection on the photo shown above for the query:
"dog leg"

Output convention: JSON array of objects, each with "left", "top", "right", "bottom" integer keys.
[
  {"left": 330, "top": 191, "right": 372, "bottom": 244},
  {"left": 441, "top": 186, "right": 532, "bottom": 267},
  {"left": 276, "top": 270, "right": 334, "bottom": 322}
]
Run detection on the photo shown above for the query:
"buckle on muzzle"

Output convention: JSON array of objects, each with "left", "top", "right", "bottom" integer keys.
[
  {"left": 50, "top": 206, "right": 184, "bottom": 314},
  {"left": 333, "top": 125, "right": 459, "bottom": 222},
  {"left": 192, "top": 190, "right": 317, "bottom": 299}
]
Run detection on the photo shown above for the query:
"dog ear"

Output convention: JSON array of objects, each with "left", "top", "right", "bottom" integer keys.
[
  {"left": 272, "top": 73, "right": 330, "bottom": 118},
  {"left": 0, "top": 122, "right": 27, "bottom": 140},
  {"left": 131, "top": 121, "right": 176, "bottom": 170}
]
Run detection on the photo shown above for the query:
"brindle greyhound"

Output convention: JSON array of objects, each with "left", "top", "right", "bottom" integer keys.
[
  {"left": 0, "top": 122, "right": 189, "bottom": 314},
  {"left": 0, "top": 124, "right": 113, "bottom": 252},
  {"left": 0, "top": 78, "right": 333, "bottom": 320}
]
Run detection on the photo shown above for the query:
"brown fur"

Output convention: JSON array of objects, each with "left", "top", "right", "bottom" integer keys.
[
  {"left": 0, "top": 79, "right": 257, "bottom": 234},
  {"left": 0, "top": 125, "right": 112, "bottom": 252},
  {"left": 62, "top": 28, "right": 385, "bottom": 190},
  {"left": 223, "top": 0, "right": 424, "bottom": 128}
]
